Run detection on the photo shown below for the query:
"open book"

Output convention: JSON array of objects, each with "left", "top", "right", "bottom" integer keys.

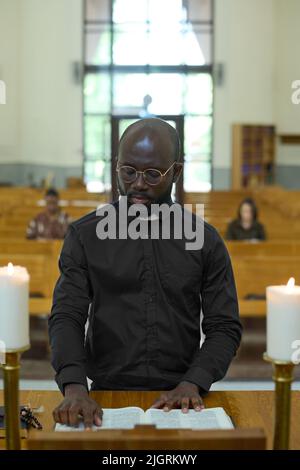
[{"left": 55, "top": 407, "right": 234, "bottom": 431}]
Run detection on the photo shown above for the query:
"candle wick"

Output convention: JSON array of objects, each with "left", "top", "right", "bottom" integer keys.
[{"left": 7, "top": 263, "right": 14, "bottom": 276}]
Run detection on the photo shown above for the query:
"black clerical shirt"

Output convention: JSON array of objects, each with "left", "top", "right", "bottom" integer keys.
[{"left": 48, "top": 198, "right": 242, "bottom": 394}]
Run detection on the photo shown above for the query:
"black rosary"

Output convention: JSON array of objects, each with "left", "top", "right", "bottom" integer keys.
[{"left": 20, "top": 406, "right": 43, "bottom": 430}]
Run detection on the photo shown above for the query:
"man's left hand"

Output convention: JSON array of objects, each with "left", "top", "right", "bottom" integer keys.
[{"left": 150, "top": 381, "right": 205, "bottom": 412}]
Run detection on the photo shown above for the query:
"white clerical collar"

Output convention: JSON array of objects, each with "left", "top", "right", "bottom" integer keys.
[
  {"left": 139, "top": 213, "right": 159, "bottom": 221},
  {"left": 118, "top": 195, "right": 173, "bottom": 221}
]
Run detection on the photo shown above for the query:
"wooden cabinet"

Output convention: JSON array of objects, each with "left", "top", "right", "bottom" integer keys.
[{"left": 232, "top": 124, "right": 276, "bottom": 189}]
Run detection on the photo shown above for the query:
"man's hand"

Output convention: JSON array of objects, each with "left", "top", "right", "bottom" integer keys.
[
  {"left": 52, "top": 384, "right": 103, "bottom": 429},
  {"left": 150, "top": 381, "right": 205, "bottom": 412}
]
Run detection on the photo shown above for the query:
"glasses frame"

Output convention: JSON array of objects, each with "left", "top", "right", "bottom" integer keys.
[{"left": 116, "top": 161, "right": 182, "bottom": 186}]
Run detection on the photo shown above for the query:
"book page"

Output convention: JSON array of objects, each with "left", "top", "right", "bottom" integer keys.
[
  {"left": 55, "top": 407, "right": 144, "bottom": 431},
  {"left": 144, "top": 407, "right": 233, "bottom": 430}
]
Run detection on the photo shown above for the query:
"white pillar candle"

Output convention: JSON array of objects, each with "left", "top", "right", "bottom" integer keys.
[
  {"left": 267, "top": 278, "right": 300, "bottom": 362},
  {"left": 0, "top": 263, "right": 30, "bottom": 350}
]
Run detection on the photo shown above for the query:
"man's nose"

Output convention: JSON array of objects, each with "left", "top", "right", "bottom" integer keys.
[{"left": 132, "top": 172, "right": 148, "bottom": 191}]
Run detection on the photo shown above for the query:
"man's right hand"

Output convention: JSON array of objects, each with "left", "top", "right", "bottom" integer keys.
[{"left": 52, "top": 384, "right": 103, "bottom": 429}]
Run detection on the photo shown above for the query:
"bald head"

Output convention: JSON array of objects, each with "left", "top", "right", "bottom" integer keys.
[
  {"left": 116, "top": 118, "right": 183, "bottom": 206},
  {"left": 118, "top": 118, "right": 181, "bottom": 163}
]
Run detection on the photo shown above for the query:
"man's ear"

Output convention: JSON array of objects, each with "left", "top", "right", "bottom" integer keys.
[{"left": 173, "top": 163, "right": 183, "bottom": 183}]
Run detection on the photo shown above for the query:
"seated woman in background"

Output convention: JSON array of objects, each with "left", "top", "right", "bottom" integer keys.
[
  {"left": 26, "top": 188, "right": 71, "bottom": 240},
  {"left": 225, "top": 197, "right": 266, "bottom": 241}
]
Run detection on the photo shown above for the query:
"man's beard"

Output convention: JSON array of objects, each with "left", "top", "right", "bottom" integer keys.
[{"left": 116, "top": 178, "right": 173, "bottom": 211}]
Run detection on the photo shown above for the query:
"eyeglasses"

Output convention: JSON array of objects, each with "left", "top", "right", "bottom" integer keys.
[{"left": 116, "top": 161, "right": 181, "bottom": 186}]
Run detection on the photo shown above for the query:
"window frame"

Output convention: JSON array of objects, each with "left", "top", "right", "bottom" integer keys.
[{"left": 83, "top": 0, "right": 215, "bottom": 193}]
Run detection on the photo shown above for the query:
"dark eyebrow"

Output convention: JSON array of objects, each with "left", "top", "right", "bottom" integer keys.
[
  {"left": 119, "top": 162, "right": 167, "bottom": 172},
  {"left": 119, "top": 161, "right": 136, "bottom": 167}
]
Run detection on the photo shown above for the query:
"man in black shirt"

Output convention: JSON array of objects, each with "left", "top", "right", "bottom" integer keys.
[{"left": 49, "top": 118, "right": 242, "bottom": 428}]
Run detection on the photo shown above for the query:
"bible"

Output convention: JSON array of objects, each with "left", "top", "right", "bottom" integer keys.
[{"left": 55, "top": 406, "right": 234, "bottom": 431}]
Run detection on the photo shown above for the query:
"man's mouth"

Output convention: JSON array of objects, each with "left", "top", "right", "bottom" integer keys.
[{"left": 129, "top": 195, "right": 151, "bottom": 205}]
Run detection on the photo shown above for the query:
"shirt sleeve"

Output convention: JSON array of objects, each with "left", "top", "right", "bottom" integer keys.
[
  {"left": 48, "top": 224, "right": 93, "bottom": 394},
  {"left": 181, "top": 227, "right": 243, "bottom": 393},
  {"left": 26, "top": 218, "right": 37, "bottom": 239}
]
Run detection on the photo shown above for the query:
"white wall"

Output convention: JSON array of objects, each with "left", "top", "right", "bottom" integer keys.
[
  {"left": 213, "top": 0, "right": 275, "bottom": 185},
  {"left": 0, "top": 0, "right": 21, "bottom": 163},
  {"left": 214, "top": 0, "right": 300, "bottom": 188},
  {"left": 274, "top": 0, "right": 300, "bottom": 167},
  {"left": 19, "top": 0, "right": 83, "bottom": 167},
  {"left": 0, "top": 0, "right": 83, "bottom": 170}
]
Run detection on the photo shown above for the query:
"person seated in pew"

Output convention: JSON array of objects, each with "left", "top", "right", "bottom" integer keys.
[
  {"left": 225, "top": 198, "right": 266, "bottom": 241},
  {"left": 26, "top": 188, "right": 71, "bottom": 240},
  {"left": 48, "top": 118, "right": 242, "bottom": 429}
]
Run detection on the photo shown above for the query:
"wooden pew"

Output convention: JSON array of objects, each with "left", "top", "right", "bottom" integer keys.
[
  {"left": 0, "top": 254, "right": 53, "bottom": 297},
  {"left": 29, "top": 297, "right": 52, "bottom": 316},
  {"left": 0, "top": 239, "right": 62, "bottom": 256},
  {"left": 231, "top": 255, "right": 300, "bottom": 299},
  {"left": 226, "top": 243, "right": 300, "bottom": 317},
  {"left": 0, "top": 239, "right": 62, "bottom": 297},
  {"left": 0, "top": 186, "right": 108, "bottom": 205},
  {"left": 239, "top": 300, "right": 266, "bottom": 317},
  {"left": 256, "top": 187, "right": 300, "bottom": 218},
  {"left": 0, "top": 226, "right": 28, "bottom": 239},
  {"left": 0, "top": 192, "right": 107, "bottom": 238},
  {"left": 1, "top": 187, "right": 298, "bottom": 241},
  {"left": 1, "top": 189, "right": 299, "bottom": 322},
  {"left": 226, "top": 240, "right": 300, "bottom": 257}
]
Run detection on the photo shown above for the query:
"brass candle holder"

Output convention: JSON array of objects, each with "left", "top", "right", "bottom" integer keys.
[
  {"left": 263, "top": 352, "right": 295, "bottom": 450},
  {"left": 1, "top": 345, "right": 29, "bottom": 450}
]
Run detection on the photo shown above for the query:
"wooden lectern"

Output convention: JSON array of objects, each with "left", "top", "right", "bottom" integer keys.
[
  {"left": 28, "top": 425, "right": 266, "bottom": 450},
  {"left": 3, "top": 390, "right": 300, "bottom": 450}
]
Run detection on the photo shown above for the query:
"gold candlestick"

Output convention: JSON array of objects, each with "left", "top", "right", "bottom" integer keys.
[
  {"left": 263, "top": 352, "right": 295, "bottom": 450},
  {"left": 1, "top": 345, "right": 29, "bottom": 450}
]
